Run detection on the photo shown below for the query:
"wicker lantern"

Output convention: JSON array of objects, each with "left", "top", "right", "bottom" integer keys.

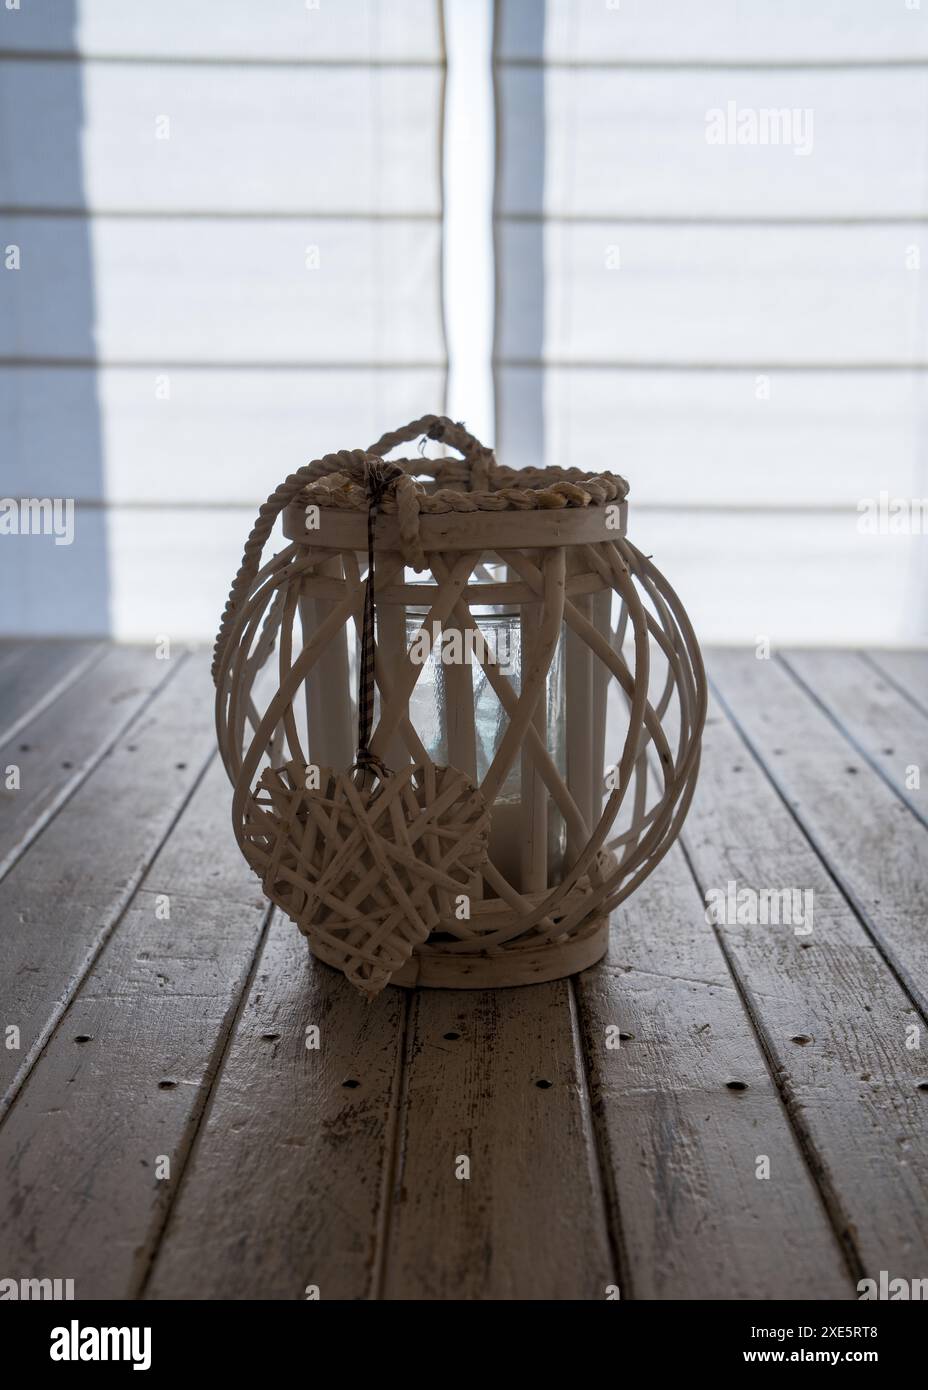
[{"left": 214, "top": 416, "right": 706, "bottom": 996}]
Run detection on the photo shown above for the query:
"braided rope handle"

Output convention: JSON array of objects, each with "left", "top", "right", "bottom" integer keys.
[
  {"left": 212, "top": 447, "right": 373, "bottom": 687},
  {"left": 212, "top": 417, "right": 490, "bottom": 687},
  {"left": 368, "top": 414, "right": 497, "bottom": 493}
]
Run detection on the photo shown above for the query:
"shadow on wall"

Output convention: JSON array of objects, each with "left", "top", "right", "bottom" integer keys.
[{"left": 0, "top": 0, "right": 111, "bottom": 635}]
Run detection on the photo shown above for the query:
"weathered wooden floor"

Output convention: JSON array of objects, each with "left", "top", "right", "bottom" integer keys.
[{"left": 0, "top": 640, "right": 925, "bottom": 1300}]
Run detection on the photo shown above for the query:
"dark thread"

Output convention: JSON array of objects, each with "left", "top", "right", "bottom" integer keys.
[{"left": 351, "top": 460, "right": 402, "bottom": 785}]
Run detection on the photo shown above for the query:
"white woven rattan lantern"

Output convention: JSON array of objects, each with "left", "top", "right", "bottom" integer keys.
[{"left": 214, "top": 416, "right": 706, "bottom": 996}]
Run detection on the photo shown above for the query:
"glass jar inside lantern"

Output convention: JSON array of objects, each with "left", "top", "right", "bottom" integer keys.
[{"left": 401, "top": 584, "right": 568, "bottom": 892}]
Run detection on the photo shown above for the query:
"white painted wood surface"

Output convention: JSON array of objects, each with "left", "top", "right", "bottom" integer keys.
[
  {"left": 710, "top": 651, "right": 928, "bottom": 1016},
  {"left": 620, "top": 510, "right": 925, "bottom": 646},
  {"left": 496, "top": 0, "right": 928, "bottom": 62},
  {"left": 0, "top": 62, "right": 442, "bottom": 214},
  {"left": 382, "top": 982, "right": 615, "bottom": 1299},
  {"left": 0, "top": 366, "right": 446, "bottom": 503},
  {"left": 782, "top": 650, "right": 928, "bottom": 822},
  {"left": 0, "top": 217, "right": 444, "bottom": 363},
  {"left": 498, "top": 223, "right": 928, "bottom": 366},
  {"left": 0, "top": 756, "right": 272, "bottom": 1298},
  {"left": 869, "top": 649, "right": 928, "bottom": 714},
  {"left": 0, "top": 0, "right": 446, "bottom": 637},
  {"left": 493, "top": 0, "right": 928, "bottom": 644},
  {"left": 497, "top": 367, "right": 928, "bottom": 506},
  {"left": 0, "top": 651, "right": 215, "bottom": 1116},
  {"left": 682, "top": 673, "right": 928, "bottom": 1283},
  {"left": 1, "top": 640, "right": 926, "bottom": 1297},
  {"left": 0, "top": 644, "right": 172, "bottom": 880},
  {"left": 0, "top": 640, "right": 101, "bottom": 747},
  {"left": 1, "top": 0, "right": 443, "bottom": 61},
  {"left": 147, "top": 924, "right": 407, "bottom": 1300},
  {"left": 576, "top": 851, "right": 853, "bottom": 1299},
  {"left": 498, "top": 68, "right": 928, "bottom": 218}
]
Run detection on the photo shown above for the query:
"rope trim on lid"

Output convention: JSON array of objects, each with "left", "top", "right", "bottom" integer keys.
[{"left": 210, "top": 415, "right": 628, "bottom": 687}]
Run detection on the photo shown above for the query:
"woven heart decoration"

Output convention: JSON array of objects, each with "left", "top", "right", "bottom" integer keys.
[{"left": 241, "top": 758, "right": 490, "bottom": 997}]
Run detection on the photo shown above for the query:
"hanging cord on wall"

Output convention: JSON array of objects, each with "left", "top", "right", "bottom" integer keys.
[{"left": 351, "top": 458, "right": 405, "bottom": 786}]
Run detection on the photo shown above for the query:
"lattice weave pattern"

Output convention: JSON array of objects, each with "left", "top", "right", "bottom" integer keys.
[
  {"left": 241, "top": 760, "right": 490, "bottom": 997},
  {"left": 214, "top": 415, "right": 707, "bottom": 992}
]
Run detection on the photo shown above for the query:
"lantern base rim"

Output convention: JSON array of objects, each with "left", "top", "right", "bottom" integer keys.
[{"left": 305, "top": 916, "right": 610, "bottom": 991}]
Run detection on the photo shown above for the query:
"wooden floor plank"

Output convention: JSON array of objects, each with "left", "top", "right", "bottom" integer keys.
[
  {"left": 0, "top": 640, "right": 29, "bottom": 673},
  {"left": 0, "top": 644, "right": 178, "bottom": 881},
  {"left": 0, "top": 753, "right": 272, "bottom": 1299},
  {"left": 2, "top": 639, "right": 924, "bottom": 1300},
  {"left": 709, "top": 650, "right": 928, "bottom": 1019},
  {"left": 574, "top": 848, "right": 853, "bottom": 1300},
  {"left": 382, "top": 982, "right": 615, "bottom": 1300},
  {"left": 0, "top": 650, "right": 217, "bottom": 1117},
  {"left": 0, "top": 639, "right": 103, "bottom": 749},
  {"left": 686, "top": 665, "right": 928, "bottom": 1283},
  {"left": 145, "top": 921, "right": 406, "bottom": 1301},
  {"left": 866, "top": 650, "right": 928, "bottom": 717},
  {"left": 781, "top": 650, "right": 928, "bottom": 826}
]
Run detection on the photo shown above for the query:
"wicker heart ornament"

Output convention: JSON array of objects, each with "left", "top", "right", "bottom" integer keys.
[{"left": 242, "top": 758, "right": 490, "bottom": 996}]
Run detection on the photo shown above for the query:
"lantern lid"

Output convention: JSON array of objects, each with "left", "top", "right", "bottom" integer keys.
[{"left": 285, "top": 414, "right": 629, "bottom": 554}]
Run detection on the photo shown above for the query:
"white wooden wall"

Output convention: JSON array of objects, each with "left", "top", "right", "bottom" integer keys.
[
  {"left": 2, "top": 1, "right": 927, "bottom": 644},
  {"left": 0, "top": 0, "right": 446, "bottom": 638},
  {"left": 494, "top": 0, "right": 928, "bottom": 644}
]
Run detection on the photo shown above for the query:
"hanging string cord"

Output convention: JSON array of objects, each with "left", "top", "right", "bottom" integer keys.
[{"left": 352, "top": 459, "right": 404, "bottom": 784}]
